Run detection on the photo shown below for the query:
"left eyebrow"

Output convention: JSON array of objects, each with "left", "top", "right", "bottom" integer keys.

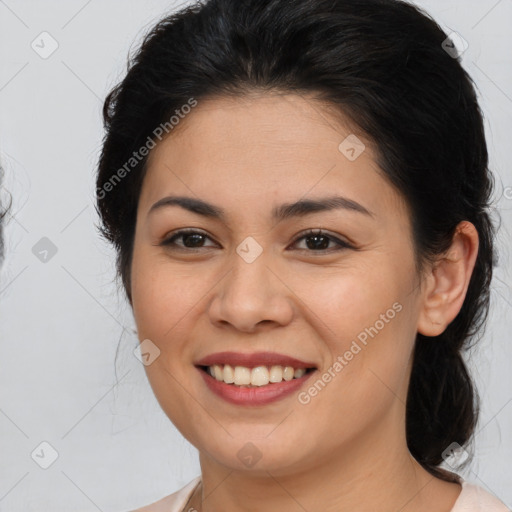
[
  {"left": 148, "top": 195, "right": 374, "bottom": 220},
  {"left": 272, "top": 196, "right": 374, "bottom": 220}
]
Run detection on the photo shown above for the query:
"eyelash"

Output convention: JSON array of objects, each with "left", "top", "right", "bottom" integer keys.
[{"left": 159, "top": 228, "right": 353, "bottom": 253}]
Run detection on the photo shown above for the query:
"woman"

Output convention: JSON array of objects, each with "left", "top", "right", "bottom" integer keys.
[{"left": 96, "top": 0, "right": 509, "bottom": 510}]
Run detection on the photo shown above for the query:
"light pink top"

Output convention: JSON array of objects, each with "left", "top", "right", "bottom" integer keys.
[{"left": 131, "top": 476, "right": 510, "bottom": 512}]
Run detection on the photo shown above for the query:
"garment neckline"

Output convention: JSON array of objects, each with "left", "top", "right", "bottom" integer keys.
[{"left": 182, "top": 476, "right": 471, "bottom": 511}]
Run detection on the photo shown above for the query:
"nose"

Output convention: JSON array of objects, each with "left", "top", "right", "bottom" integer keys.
[{"left": 208, "top": 247, "right": 294, "bottom": 333}]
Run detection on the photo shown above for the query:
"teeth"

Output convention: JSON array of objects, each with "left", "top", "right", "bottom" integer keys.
[
  {"left": 234, "top": 366, "right": 251, "bottom": 385},
  {"left": 223, "top": 364, "right": 235, "bottom": 384},
  {"left": 251, "top": 366, "right": 270, "bottom": 386},
  {"left": 294, "top": 368, "right": 306, "bottom": 378},
  {"left": 206, "top": 364, "right": 311, "bottom": 386},
  {"left": 283, "top": 366, "right": 294, "bottom": 381},
  {"left": 269, "top": 365, "right": 283, "bottom": 383},
  {"left": 213, "top": 365, "right": 223, "bottom": 381}
]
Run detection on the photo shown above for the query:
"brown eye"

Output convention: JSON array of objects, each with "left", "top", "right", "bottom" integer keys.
[
  {"left": 290, "top": 229, "right": 353, "bottom": 252},
  {"left": 159, "top": 228, "right": 352, "bottom": 254},
  {"left": 160, "top": 229, "right": 218, "bottom": 250}
]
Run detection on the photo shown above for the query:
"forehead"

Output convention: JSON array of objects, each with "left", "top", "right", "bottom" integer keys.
[{"left": 140, "top": 93, "right": 409, "bottom": 223}]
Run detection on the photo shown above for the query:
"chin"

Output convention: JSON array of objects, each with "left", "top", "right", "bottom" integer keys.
[{"left": 194, "top": 430, "right": 314, "bottom": 474}]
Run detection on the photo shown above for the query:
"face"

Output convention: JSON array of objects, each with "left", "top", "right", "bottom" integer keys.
[{"left": 130, "top": 93, "right": 426, "bottom": 475}]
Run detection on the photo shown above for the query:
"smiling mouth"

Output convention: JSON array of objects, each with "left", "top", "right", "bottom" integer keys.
[{"left": 198, "top": 364, "right": 316, "bottom": 387}]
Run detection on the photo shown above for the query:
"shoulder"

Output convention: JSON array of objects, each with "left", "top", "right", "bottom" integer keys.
[
  {"left": 128, "top": 476, "right": 201, "bottom": 512},
  {"left": 451, "top": 481, "right": 510, "bottom": 512}
]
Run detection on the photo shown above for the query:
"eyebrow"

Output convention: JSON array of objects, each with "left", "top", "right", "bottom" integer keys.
[{"left": 148, "top": 195, "right": 374, "bottom": 221}]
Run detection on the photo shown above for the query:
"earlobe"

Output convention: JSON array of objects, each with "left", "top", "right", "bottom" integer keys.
[{"left": 417, "top": 221, "right": 479, "bottom": 337}]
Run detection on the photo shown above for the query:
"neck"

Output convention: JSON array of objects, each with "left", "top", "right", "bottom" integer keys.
[{"left": 188, "top": 410, "right": 461, "bottom": 512}]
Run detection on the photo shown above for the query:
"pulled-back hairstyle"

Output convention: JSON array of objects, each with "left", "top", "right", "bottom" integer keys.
[{"left": 96, "top": 0, "right": 496, "bottom": 481}]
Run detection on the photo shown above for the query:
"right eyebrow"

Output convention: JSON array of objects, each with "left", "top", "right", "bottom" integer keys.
[{"left": 148, "top": 194, "right": 374, "bottom": 221}]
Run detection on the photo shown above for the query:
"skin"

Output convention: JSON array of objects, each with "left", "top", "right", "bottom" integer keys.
[{"left": 130, "top": 92, "right": 479, "bottom": 512}]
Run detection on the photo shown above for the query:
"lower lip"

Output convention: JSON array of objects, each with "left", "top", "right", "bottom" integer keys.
[{"left": 197, "top": 367, "right": 315, "bottom": 406}]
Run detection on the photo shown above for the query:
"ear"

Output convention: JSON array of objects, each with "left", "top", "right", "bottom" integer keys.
[{"left": 417, "top": 221, "right": 479, "bottom": 337}]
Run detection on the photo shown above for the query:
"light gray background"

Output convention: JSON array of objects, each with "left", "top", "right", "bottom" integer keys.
[{"left": 0, "top": 1, "right": 511, "bottom": 511}]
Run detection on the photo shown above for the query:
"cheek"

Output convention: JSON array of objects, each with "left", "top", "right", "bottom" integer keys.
[
  {"left": 296, "top": 263, "right": 416, "bottom": 405},
  {"left": 130, "top": 247, "right": 204, "bottom": 343},
  {"left": 294, "top": 262, "right": 407, "bottom": 344},
  {"left": 130, "top": 250, "right": 204, "bottom": 433}
]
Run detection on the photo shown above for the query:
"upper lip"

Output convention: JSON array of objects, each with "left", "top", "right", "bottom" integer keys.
[{"left": 195, "top": 351, "right": 317, "bottom": 369}]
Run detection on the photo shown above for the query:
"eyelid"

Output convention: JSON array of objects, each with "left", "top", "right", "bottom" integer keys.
[
  {"left": 159, "top": 228, "right": 218, "bottom": 248},
  {"left": 289, "top": 228, "right": 353, "bottom": 251},
  {"left": 159, "top": 227, "right": 353, "bottom": 252}
]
